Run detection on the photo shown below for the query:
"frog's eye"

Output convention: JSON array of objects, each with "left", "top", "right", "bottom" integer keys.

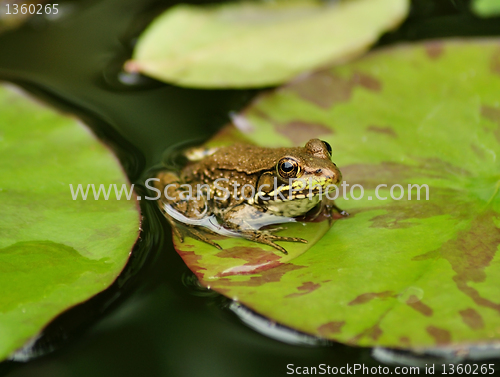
[
  {"left": 277, "top": 157, "right": 300, "bottom": 179},
  {"left": 321, "top": 140, "right": 332, "bottom": 157}
]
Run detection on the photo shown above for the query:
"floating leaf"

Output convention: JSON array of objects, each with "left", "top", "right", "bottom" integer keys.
[
  {"left": 472, "top": 0, "right": 500, "bottom": 18},
  {"left": 126, "top": 0, "right": 409, "bottom": 88},
  {"left": 175, "top": 40, "right": 500, "bottom": 350},
  {"left": 0, "top": 85, "right": 139, "bottom": 360}
]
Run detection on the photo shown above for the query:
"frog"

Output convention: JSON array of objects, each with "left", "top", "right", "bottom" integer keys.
[{"left": 154, "top": 138, "right": 344, "bottom": 255}]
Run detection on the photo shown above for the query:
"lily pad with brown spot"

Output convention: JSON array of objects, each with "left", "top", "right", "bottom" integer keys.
[{"left": 176, "top": 40, "right": 500, "bottom": 351}]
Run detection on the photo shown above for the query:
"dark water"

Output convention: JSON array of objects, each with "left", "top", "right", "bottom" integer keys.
[{"left": 0, "top": 0, "right": 499, "bottom": 376}]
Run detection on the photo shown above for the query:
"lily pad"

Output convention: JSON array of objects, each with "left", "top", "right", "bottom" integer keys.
[
  {"left": 0, "top": 85, "right": 139, "bottom": 360},
  {"left": 126, "top": 0, "right": 409, "bottom": 88},
  {"left": 472, "top": 0, "right": 500, "bottom": 18},
  {"left": 176, "top": 40, "right": 500, "bottom": 350}
]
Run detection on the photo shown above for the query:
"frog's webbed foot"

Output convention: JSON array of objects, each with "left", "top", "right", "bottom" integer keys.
[
  {"left": 239, "top": 229, "right": 307, "bottom": 255},
  {"left": 222, "top": 204, "right": 308, "bottom": 254}
]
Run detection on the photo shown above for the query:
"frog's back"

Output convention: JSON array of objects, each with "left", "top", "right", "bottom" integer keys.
[
  {"left": 202, "top": 144, "right": 301, "bottom": 172},
  {"left": 183, "top": 144, "right": 302, "bottom": 180}
]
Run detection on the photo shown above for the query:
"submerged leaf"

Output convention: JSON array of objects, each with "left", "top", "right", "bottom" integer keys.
[
  {"left": 177, "top": 40, "right": 500, "bottom": 350},
  {"left": 0, "top": 85, "right": 139, "bottom": 360},
  {"left": 126, "top": 0, "right": 409, "bottom": 88}
]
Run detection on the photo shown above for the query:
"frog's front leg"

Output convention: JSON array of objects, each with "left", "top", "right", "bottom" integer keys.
[{"left": 221, "top": 204, "right": 307, "bottom": 255}]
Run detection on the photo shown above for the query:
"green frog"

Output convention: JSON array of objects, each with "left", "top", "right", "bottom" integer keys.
[{"left": 154, "top": 138, "right": 343, "bottom": 254}]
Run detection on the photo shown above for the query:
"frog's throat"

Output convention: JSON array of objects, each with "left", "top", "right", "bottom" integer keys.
[
  {"left": 253, "top": 176, "right": 336, "bottom": 203},
  {"left": 265, "top": 195, "right": 321, "bottom": 217}
]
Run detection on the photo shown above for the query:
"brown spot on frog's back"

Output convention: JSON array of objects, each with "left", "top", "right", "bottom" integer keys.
[
  {"left": 459, "top": 308, "right": 484, "bottom": 330},
  {"left": 276, "top": 121, "right": 332, "bottom": 145},
  {"left": 426, "top": 326, "right": 451, "bottom": 345}
]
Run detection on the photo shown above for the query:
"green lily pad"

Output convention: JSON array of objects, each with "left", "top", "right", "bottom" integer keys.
[
  {"left": 0, "top": 85, "right": 139, "bottom": 360},
  {"left": 126, "top": 0, "right": 409, "bottom": 88},
  {"left": 176, "top": 40, "right": 500, "bottom": 350},
  {"left": 472, "top": 0, "right": 500, "bottom": 18}
]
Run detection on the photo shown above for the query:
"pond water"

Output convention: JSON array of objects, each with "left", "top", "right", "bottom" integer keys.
[{"left": 0, "top": 0, "right": 499, "bottom": 376}]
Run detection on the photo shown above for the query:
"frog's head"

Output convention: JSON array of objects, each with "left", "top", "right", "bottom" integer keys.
[{"left": 256, "top": 139, "right": 342, "bottom": 217}]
